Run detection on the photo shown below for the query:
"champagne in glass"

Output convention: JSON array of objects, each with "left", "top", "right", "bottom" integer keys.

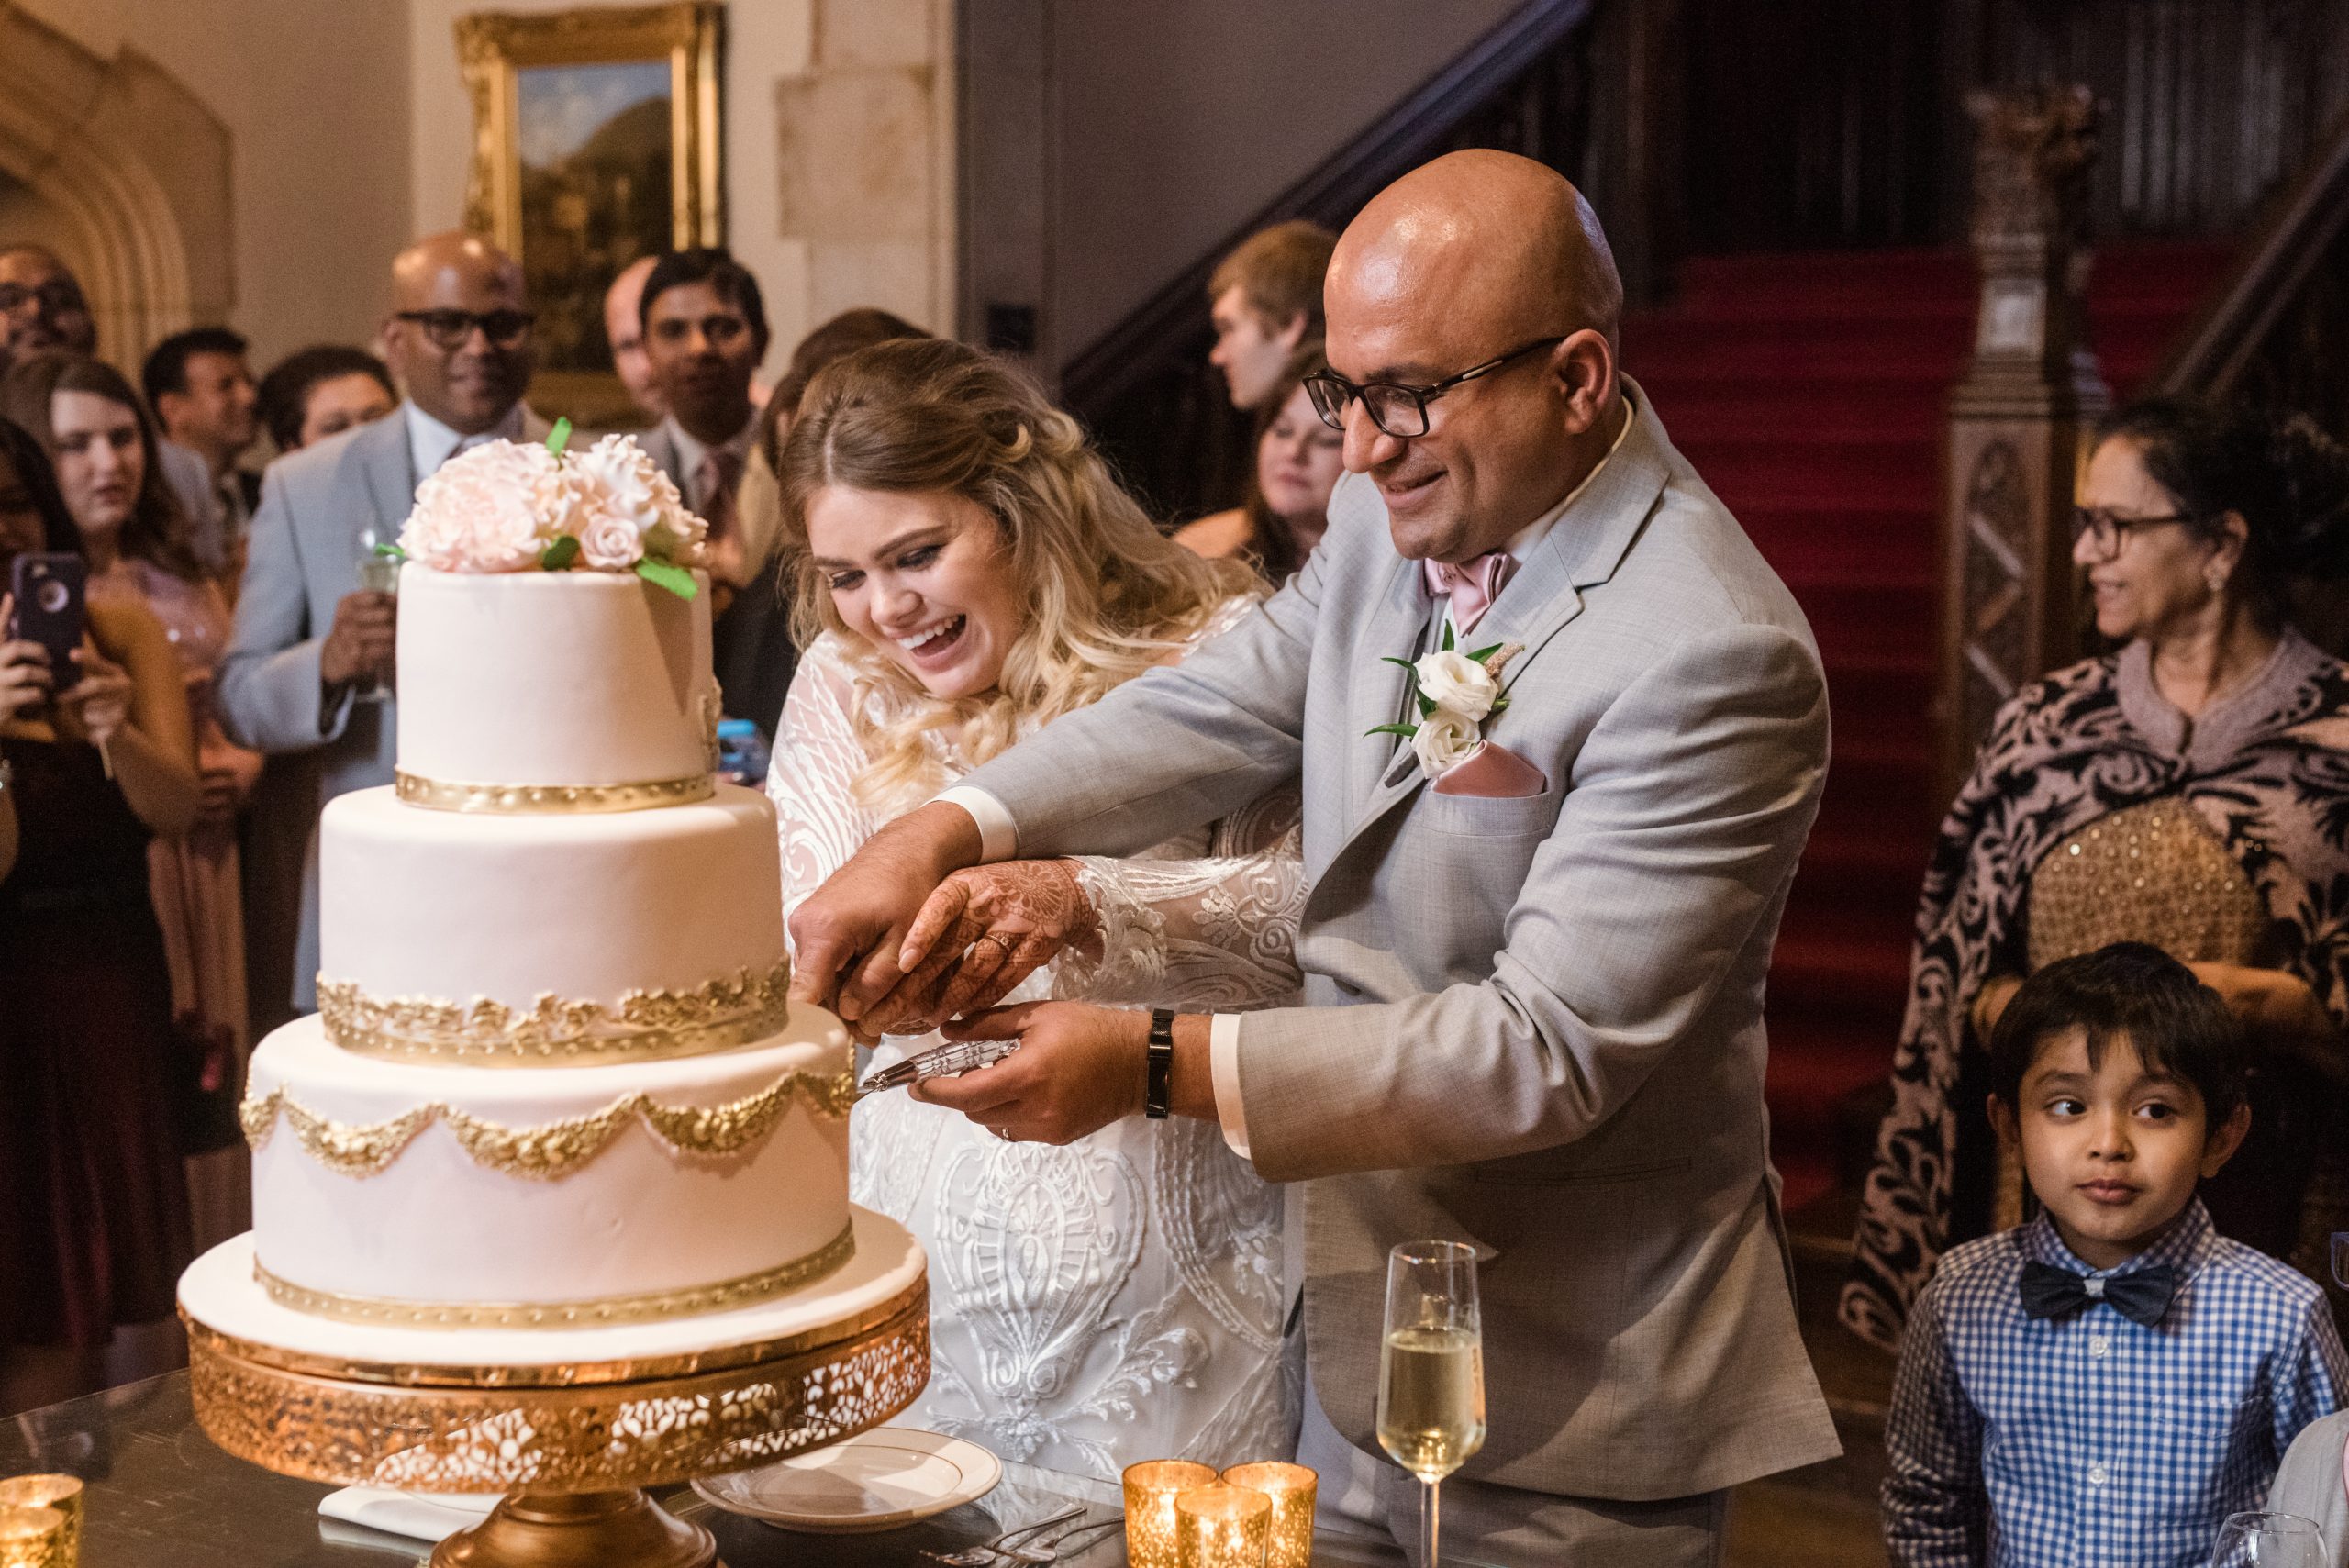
[
  {"left": 1377, "top": 1240, "right": 1484, "bottom": 1566},
  {"left": 351, "top": 523, "right": 399, "bottom": 701},
  {"left": 2209, "top": 1511, "right": 2323, "bottom": 1567}
]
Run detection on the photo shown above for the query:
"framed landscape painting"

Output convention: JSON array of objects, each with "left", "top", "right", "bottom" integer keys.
[{"left": 457, "top": 2, "right": 723, "bottom": 428}]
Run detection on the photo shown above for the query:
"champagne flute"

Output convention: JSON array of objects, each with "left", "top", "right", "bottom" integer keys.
[
  {"left": 1376, "top": 1239, "right": 1485, "bottom": 1567},
  {"left": 352, "top": 522, "right": 400, "bottom": 701},
  {"left": 2210, "top": 1511, "right": 2323, "bottom": 1567}
]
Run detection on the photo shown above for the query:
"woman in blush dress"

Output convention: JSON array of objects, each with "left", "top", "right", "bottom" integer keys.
[
  {"left": 768, "top": 338, "right": 1304, "bottom": 1477},
  {"left": 3, "top": 354, "right": 262, "bottom": 1240}
]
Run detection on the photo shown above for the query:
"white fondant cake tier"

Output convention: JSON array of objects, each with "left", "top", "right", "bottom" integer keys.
[
  {"left": 318, "top": 783, "right": 783, "bottom": 1020},
  {"left": 247, "top": 1014, "right": 852, "bottom": 1316},
  {"left": 395, "top": 566, "right": 718, "bottom": 790},
  {"left": 181, "top": 1207, "right": 924, "bottom": 1370}
]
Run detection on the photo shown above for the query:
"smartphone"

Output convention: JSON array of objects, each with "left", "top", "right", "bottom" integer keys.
[{"left": 9, "top": 551, "right": 86, "bottom": 693}]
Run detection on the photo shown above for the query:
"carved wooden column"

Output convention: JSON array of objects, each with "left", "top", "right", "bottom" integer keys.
[{"left": 1937, "top": 85, "right": 2110, "bottom": 803}]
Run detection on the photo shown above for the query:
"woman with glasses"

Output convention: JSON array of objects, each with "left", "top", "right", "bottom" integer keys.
[{"left": 1846, "top": 397, "right": 2349, "bottom": 1351}]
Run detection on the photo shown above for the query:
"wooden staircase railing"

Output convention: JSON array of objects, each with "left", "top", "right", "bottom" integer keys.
[{"left": 1060, "top": 0, "right": 1596, "bottom": 523}]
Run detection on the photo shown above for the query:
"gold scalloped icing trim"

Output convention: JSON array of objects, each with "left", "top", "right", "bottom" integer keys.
[
  {"left": 240, "top": 1069, "right": 855, "bottom": 1181},
  {"left": 394, "top": 769, "right": 715, "bottom": 814},
  {"left": 252, "top": 1222, "right": 857, "bottom": 1329},
  {"left": 317, "top": 960, "right": 795, "bottom": 1066}
]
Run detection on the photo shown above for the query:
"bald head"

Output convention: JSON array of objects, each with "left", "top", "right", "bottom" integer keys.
[
  {"left": 383, "top": 230, "right": 532, "bottom": 434},
  {"left": 604, "top": 255, "right": 663, "bottom": 418},
  {"left": 1332, "top": 150, "right": 1621, "bottom": 357},
  {"left": 1322, "top": 151, "right": 1627, "bottom": 563}
]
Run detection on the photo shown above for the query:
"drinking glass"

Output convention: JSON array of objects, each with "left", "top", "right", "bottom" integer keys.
[
  {"left": 1376, "top": 1239, "right": 1485, "bottom": 1568},
  {"left": 351, "top": 522, "right": 399, "bottom": 700},
  {"left": 2210, "top": 1511, "right": 2323, "bottom": 1567}
]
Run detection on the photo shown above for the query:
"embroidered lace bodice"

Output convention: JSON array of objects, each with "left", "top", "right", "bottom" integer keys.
[{"left": 768, "top": 601, "right": 1306, "bottom": 1477}]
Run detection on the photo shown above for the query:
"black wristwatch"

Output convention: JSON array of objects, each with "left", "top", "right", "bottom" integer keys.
[{"left": 1144, "top": 1007, "right": 1176, "bottom": 1119}]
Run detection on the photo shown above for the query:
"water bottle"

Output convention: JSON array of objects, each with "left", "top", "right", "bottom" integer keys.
[{"left": 715, "top": 718, "right": 771, "bottom": 788}]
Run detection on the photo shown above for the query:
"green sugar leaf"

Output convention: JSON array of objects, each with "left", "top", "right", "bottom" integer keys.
[
  {"left": 540, "top": 535, "right": 580, "bottom": 571},
  {"left": 636, "top": 557, "right": 698, "bottom": 601},
  {"left": 545, "top": 417, "right": 573, "bottom": 457},
  {"left": 371, "top": 542, "right": 408, "bottom": 560}
]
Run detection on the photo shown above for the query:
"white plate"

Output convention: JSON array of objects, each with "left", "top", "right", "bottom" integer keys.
[{"left": 693, "top": 1427, "right": 1003, "bottom": 1534}]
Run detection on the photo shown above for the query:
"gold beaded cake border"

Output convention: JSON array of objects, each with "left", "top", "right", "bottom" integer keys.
[
  {"left": 239, "top": 1068, "right": 856, "bottom": 1181},
  {"left": 183, "top": 1279, "right": 930, "bottom": 1491},
  {"left": 252, "top": 1221, "right": 856, "bottom": 1329},
  {"left": 395, "top": 769, "right": 715, "bottom": 814},
  {"left": 317, "top": 961, "right": 796, "bottom": 1065}
]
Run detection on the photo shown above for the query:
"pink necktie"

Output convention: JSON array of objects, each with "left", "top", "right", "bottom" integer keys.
[{"left": 1423, "top": 551, "right": 1517, "bottom": 637}]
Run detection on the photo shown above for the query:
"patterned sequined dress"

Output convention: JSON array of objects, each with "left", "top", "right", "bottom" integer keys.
[{"left": 770, "top": 604, "right": 1305, "bottom": 1479}]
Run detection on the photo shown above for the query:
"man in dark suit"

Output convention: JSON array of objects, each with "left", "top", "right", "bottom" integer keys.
[
  {"left": 217, "top": 230, "right": 545, "bottom": 1013},
  {"left": 631, "top": 247, "right": 792, "bottom": 739}
]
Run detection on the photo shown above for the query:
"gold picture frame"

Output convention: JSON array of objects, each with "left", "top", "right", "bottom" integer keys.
[{"left": 457, "top": 2, "right": 723, "bottom": 429}]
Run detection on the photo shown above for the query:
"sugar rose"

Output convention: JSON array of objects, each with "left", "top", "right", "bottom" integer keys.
[
  {"left": 400, "top": 440, "right": 562, "bottom": 573},
  {"left": 570, "top": 434, "right": 707, "bottom": 566}
]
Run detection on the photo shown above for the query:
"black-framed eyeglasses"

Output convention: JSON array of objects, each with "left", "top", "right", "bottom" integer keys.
[
  {"left": 0, "top": 283, "right": 89, "bottom": 319},
  {"left": 2070, "top": 506, "right": 2199, "bottom": 558},
  {"left": 395, "top": 308, "right": 536, "bottom": 351},
  {"left": 1304, "top": 335, "right": 1570, "bottom": 439}
]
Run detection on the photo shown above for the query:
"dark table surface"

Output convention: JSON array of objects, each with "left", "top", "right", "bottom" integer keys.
[{"left": 1, "top": 1373, "right": 1406, "bottom": 1565}]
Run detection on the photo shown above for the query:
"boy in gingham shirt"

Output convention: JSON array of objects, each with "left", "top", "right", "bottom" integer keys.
[{"left": 1882, "top": 943, "right": 2347, "bottom": 1566}]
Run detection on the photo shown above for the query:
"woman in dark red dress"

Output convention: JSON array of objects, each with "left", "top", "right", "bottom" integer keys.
[{"left": 0, "top": 416, "right": 203, "bottom": 1415}]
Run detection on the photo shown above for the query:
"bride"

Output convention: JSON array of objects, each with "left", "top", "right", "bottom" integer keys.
[{"left": 765, "top": 338, "right": 1304, "bottom": 1476}]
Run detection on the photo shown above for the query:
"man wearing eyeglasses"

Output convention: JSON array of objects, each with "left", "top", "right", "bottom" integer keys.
[
  {"left": 217, "top": 230, "right": 547, "bottom": 1015},
  {"left": 792, "top": 150, "right": 1839, "bottom": 1564}
]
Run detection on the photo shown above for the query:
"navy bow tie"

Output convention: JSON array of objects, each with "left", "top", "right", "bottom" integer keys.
[{"left": 2019, "top": 1260, "right": 2177, "bottom": 1327}]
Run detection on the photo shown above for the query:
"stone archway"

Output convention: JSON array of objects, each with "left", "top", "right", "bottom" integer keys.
[{"left": 0, "top": 3, "right": 231, "bottom": 364}]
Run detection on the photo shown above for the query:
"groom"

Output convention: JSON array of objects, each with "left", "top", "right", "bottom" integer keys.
[{"left": 791, "top": 150, "right": 1838, "bottom": 1563}]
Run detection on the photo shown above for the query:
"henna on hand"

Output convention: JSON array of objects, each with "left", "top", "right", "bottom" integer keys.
[{"left": 864, "top": 859, "right": 1098, "bottom": 1031}]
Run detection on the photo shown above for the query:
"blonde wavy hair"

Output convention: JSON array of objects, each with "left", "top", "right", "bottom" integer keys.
[{"left": 775, "top": 337, "right": 1260, "bottom": 815}]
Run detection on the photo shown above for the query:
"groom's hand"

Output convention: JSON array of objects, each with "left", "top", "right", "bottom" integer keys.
[
  {"left": 790, "top": 801, "right": 984, "bottom": 1022},
  {"left": 912, "top": 1002, "right": 1151, "bottom": 1145}
]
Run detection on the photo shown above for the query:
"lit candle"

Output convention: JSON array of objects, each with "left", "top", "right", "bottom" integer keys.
[
  {"left": 1221, "top": 1462, "right": 1316, "bottom": 1568},
  {"left": 1124, "top": 1460, "right": 1218, "bottom": 1568},
  {"left": 0, "top": 1505, "right": 67, "bottom": 1568},
  {"left": 0, "top": 1478, "right": 79, "bottom": 1566},
  {"left": 1174, "top": 1483, "right": 1272, "bottom": 1568}
]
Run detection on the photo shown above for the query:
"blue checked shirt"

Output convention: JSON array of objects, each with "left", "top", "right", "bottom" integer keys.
[{"left": 1883, "top": 1201, "right": 2347, "bottom": 1567}]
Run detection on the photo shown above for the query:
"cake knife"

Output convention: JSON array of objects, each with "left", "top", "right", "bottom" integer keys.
[{"left": 857, "top": 1036, "right": 1020, "bottom": 1095}]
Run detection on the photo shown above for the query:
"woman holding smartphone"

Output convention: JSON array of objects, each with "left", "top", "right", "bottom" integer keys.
[{"left": 0, "top": 414, "right": 201, "bottom": 1417}]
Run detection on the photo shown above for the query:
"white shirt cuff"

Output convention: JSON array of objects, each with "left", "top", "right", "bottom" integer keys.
[
  {"left": 1208, "top": 1013, "right": 1253, "bottom": 1162},
  {"left": 933, "top": 785, "right": 1018, "bottom": 862}
]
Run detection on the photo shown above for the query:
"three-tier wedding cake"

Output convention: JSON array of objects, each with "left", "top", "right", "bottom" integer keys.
[{"left": 217, "top": 433, "right": 872, "bottom": 1333}]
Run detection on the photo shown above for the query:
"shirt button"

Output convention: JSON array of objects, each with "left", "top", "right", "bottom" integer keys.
[
  {"left": 2088, "top": 1462, "right": 2109, "bottom": 1486},
  {"left": 2090, "top": 1335, "right": 2110, "bottom": 1358}
]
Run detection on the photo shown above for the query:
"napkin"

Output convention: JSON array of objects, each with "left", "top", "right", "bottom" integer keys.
[{"left": 318, "top": 1486, "right": 501, "bottom": 1542}]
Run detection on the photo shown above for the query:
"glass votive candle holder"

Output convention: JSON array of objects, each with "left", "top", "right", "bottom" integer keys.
[
  {"left": 0, "top": 1505, "right": 68, "bottom": 1568},
  {"left": 1124, "top": 1460, "right": 1218, "bottom": 1568},
  {"left": 1221, "top": 1462, "right": 1315, "bottom": 1568},
  {"left": 1175, "top": 1483, "right": 1273, "bottom": 1568},
  {"left": 0, "top": 1478, "right": 80, "bottom": 1565}
]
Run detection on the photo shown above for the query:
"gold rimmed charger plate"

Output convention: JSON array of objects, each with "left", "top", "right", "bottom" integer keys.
[{"left": 693, "top": 1427, "right": 1001, "bottom": 1533}]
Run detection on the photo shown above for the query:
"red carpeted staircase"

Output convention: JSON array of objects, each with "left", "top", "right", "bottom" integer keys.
[{"left": 1623, "top": 241, "right": 2233, "bottom": 1214}]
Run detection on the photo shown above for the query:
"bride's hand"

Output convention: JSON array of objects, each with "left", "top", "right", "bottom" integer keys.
[{"left": 862, "top": 860, "right": 1099, "bottom": 1032}]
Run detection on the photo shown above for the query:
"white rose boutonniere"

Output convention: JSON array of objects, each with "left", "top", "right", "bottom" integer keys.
[{"left": 1368, "top": 626, "right": 1525, "bottom": 779}]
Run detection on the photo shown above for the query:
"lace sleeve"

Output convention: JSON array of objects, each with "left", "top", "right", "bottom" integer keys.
[
  {"left": 1054, "top": 791, "right": 1305, "bottom": 1012},
  {"left": 768, "top": 636, "right": 883, "bottom": 938}
]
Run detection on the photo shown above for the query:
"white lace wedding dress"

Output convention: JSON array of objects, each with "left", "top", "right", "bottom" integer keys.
[{"left": 769, "top": 612, "right": 1306, "bottom": 1480}]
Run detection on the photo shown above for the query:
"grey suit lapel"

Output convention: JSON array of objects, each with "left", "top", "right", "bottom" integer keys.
[
  {"left": 1347, "top": 555, "right": 1431, "bottom": 817},
  {"left": 1330, "top": 385, "right": 1675, "bottom": 854}
]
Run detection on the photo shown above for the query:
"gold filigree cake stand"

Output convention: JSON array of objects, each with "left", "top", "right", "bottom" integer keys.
[{"left": 184, "top": 1262, "right": 928, "bottom": 1567}]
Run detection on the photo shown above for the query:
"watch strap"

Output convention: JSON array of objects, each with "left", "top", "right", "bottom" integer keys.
[{"left": 1145, "top": 1007, "right": 1176, "bottom": 1119}]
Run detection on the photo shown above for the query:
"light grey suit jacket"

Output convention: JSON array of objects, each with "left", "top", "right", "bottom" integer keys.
[
  {"left": 958, "top": 384, "right": 1842, "bottom": 1499},
  {"left": 216, "top": 404, "right": 546, "bottom": 1010}
]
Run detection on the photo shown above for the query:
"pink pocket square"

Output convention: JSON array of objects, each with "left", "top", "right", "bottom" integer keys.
[{"left": 1433, "top": 740, "right": 1549, "bottom": 798}]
